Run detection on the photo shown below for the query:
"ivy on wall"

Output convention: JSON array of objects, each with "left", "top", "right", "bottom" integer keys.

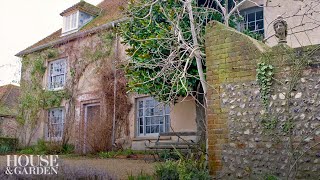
[
  {"left": 18, "top": 29, "right": 131, "bottom": 150},
  {"left": 18, "top": 48, "right": 68, "bottom": 146}
]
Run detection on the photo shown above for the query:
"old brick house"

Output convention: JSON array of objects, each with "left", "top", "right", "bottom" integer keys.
[{"left": 16, "top": 0, "right": 197, "bottom": 153}]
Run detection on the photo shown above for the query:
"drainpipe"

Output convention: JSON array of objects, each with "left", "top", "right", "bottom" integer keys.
[{"left": 111, "top": 32, "right": 118, "bottom": 150}]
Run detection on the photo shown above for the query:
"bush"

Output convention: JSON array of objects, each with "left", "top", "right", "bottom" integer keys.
[
  {"left": 128, "top": 171, "right": 154, "bottom": 180},
  {"left": 18, "top": 140, "right": 75, "bottom": 155},
  {"left": 158, "top": 150, "right": 181, "bottom": 161},
  {"left": 0, "top": 137, "right": 18, "bottom": 154},
  {"left": 19, "top": 147, "right": 35, "bottom": 154},
  {"left": 99, "top": 151, "right": 118, "bottom": 158},
  {"left": 155, "top": 152, "right": 210, "bottom": 180},
  {"left": 155, "top": 160, "right": 179, "bottom": 180}
]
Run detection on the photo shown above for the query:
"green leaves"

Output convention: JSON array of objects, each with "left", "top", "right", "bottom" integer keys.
[
  {"left": 120, "top": 0, "right": 222, "bottom": 102},
  {"left": 256, "top": 62, "right": 274, "bottom": 108}
]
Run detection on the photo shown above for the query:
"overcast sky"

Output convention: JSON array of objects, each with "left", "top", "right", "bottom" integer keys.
[{"left": 0, "top": 0, "right": 102, "bottom": 86}]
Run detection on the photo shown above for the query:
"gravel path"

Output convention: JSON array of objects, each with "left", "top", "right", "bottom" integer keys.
[{"left": 0, "top": 155, "right": 156, "bottom": 180}]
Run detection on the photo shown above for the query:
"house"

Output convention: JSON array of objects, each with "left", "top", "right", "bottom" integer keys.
[
  {"left": 0, "top": 84, "right": 20, "bottom": 138},
  {"left": 237, "top": 0, "right": 320, "bottom": 47},
  {"left": 16, "top": 0, "right": 197, "bottom": 153}
]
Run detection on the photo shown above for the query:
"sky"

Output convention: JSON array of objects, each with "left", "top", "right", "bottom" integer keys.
[{"left": 0, "top": 0, "right": 102, "bottom": 86}]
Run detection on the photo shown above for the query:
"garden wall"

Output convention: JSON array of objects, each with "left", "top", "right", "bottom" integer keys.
[{"left": 205, "top": 21, "right": 320, "bottom": 179}]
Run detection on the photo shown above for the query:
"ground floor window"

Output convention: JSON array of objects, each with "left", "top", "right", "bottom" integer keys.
[
  {"left": 136, "top": 97, "right": 170, "bottom": 136},
  {"left": 47, "top": 108, "right": 64, "bottom": 140}
]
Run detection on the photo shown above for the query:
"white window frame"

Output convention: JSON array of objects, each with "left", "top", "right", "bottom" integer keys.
[
  {"left": 62, "top": 11, "right": 79, "bottom": 34},
  {"left": 136, "top": 97, "right": 170, "bottom": 137},
  {"left": 47, "top": 58, "right": 66, "bottom": 90},
  {"left": 239, "top": 7, "right": 264, "bottom": 35},
  {"left": 46, "top": 108, "right": 65, "bottom": 141}
]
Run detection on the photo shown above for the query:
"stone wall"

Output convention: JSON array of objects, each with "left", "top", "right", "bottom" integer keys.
[{"left": 205, "top": 21, "right": 320, "bottom": 179}]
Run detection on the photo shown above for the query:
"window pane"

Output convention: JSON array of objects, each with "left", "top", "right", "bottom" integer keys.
[
  {"left": 139, "top": 126, "right": 143, "bottom": 134},
  {"left": 47, "top": 108, "right": 64, "bottom": 139},
  {"left": 247, "top": 13, "right": 255, "bottom": 22},
  {"left": 151, "top": 125, "right": 159, "bottom": 133},
  {"left": 154, "top": 105, "right": 163, "bottom": 115},
  {"left": 146, "top": 126, "right": 151, "bottom": 133},
  {"left": 71, "top": 13, "right": 77, "bottom": 28},
  {"left": 256, "top": 20, "right": 264, "bottom": 30},
  {"left": 248, "top": 22, "right": 255, "bottom": 31},
  {"left": 256, "top": 11, "right": 263, "bottom": 20},
  {"left": 138, "top": 101, "right": 143, "bottom": 108},
  {"left": 146, "top": 108, "right": 154, "bottom": 116},
  {"left": 138, "top": 109, "right": 143, "bottom": 117},
  {"left": 146, "top": 117, "right": 151, "bottom": 125},
  {"left": 146, "top": 100, "right": 154, "bottom": 107}
]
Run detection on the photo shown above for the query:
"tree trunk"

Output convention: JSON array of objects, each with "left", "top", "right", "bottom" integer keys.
[{"left": 196, "top": 83, "right": 206, "bottom": 149}]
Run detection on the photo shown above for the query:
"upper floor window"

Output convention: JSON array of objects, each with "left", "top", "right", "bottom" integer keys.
[
  {"left": 63, "top": 12, "right": 78, "bottom": 33},
  {"left": 47, "top": 108, "right": 65, "bottom": 140},
  {"left": 48, "top": 58, "right": 66, "bottom": 90},
  {"left": 137, "top": 97, "right": 170, "bottom": 136},
  {"left": 61, "top": 10, "right": 94, "bottom": 36},
  {"left": 240, "top": 7, "right": 264, "bottom": 35}
]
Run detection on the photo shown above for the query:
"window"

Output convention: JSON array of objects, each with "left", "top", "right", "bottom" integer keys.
[
  {"left": 240, "top": 7, "right": 264, "bottom": 35},
  {"left": 47, "top": 108, "right": 64, "bottom": 140},
  {"left": 63, "top": 11, "right": 78, "bottom": 33},
  {"left": 61, "top": 11, "right": 94, "bottom": 36},
  {"left": 48, "top": 58, "right": 66, "bottom": 90},
  {"left": 79, "top": 11, "right": 93, "bottom": 27},
  {"left": 137, "top": 97, "right": 170, "bottom": 136}
]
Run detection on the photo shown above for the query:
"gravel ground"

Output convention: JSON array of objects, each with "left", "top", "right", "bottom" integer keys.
[{"left": 0, "top": 155, "right": 156, "bottom": 180}]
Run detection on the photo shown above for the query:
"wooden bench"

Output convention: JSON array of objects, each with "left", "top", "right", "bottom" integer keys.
[{"left": 145, "top": 131, "right": 199, "bottom": 160}]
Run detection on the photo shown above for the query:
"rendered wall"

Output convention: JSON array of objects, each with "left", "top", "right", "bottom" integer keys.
[{"left": 128, "top": 94, "right": 197, "bottom": 150}]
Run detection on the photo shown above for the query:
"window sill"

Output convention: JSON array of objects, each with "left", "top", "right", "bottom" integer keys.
[
  {"left": 46, "top": 87, "right": 65, "bottom": 91},
  {"left": 132, "top": 136, "right": 171, "bottom": 141}
]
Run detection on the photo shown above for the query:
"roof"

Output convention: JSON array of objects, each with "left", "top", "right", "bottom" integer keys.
[
  {"left": 16, "top": 0, "right": 128, "bottom": 57},
  {"left": 0, "top": 84, "right": 20, "bottom": 116},
  {"left": 60, "top": 1, "right": 101, "bottom": 16}
]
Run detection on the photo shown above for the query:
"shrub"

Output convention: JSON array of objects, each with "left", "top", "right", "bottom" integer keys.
[
  {"left": 61, "top": 143, "right": 75, "bottom": 154},
  {"left": 158, "top": 150, "right": 181, "bottom": 161},
  {"left": 155, "top": 152, "right": 210, "bottom": 180},
  {"left": 0, "top": 137, "right": 18, "bottom": 154},
  {"left": 99, "top": 151, "right": 118, "bottom": 158},
  {"left": 155, "top": 160, "right": 179, "bottom": 180},
  {"left": 128, "top": 171, "right": 154, "bottom": 180},
  {"left": 19, "top": 147, "right": 35, "bottom": 154},
  {"left": 18, "top": 140, "right": 75, "bottom": 155}
]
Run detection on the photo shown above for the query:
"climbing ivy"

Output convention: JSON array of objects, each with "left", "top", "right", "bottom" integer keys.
[
  {"left": 18, "top": 48, "right": 69, "bottom": 146},
  {"left": 256, "top": 62, "right": 274, "bottom": 108}
]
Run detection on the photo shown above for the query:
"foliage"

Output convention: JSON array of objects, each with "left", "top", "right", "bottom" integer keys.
[
  {"left": 261, "top": 115, "right": 278, "bottom": 131},
  {"left": 18, "top": 139, "right": 74, "bottom": 155},
  {"left": 158, "top": 150, "right": 181, "bottom": 161},
  {"left": 242, "top": 29, "right": 264, "bottom": 41},
  {"left": 99, "top": 151, "right": 118, "bottom": 158},
  {"left": 18, "top": 48, "right": 69, "bottom": 146},
  {"left": 155, "top": 160, "right": 180, "bottom": 180},
  {"left": 120, "top": 0, "right": 224, "bottom": 102},
  {"left": 0, "top": 137, "right": 18, "bottom": 154},
  {"left": 155, "top": 151, "right": 210, "bottom": 180},
  {"left": 256, "top": 62, "right": 274, "bottom": 108},
  {"left": 128, "top": 172, "right": 154, "bottom": 180},
  {"left": 264, "top": 174, "right": 279, "bottom": 180}
]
